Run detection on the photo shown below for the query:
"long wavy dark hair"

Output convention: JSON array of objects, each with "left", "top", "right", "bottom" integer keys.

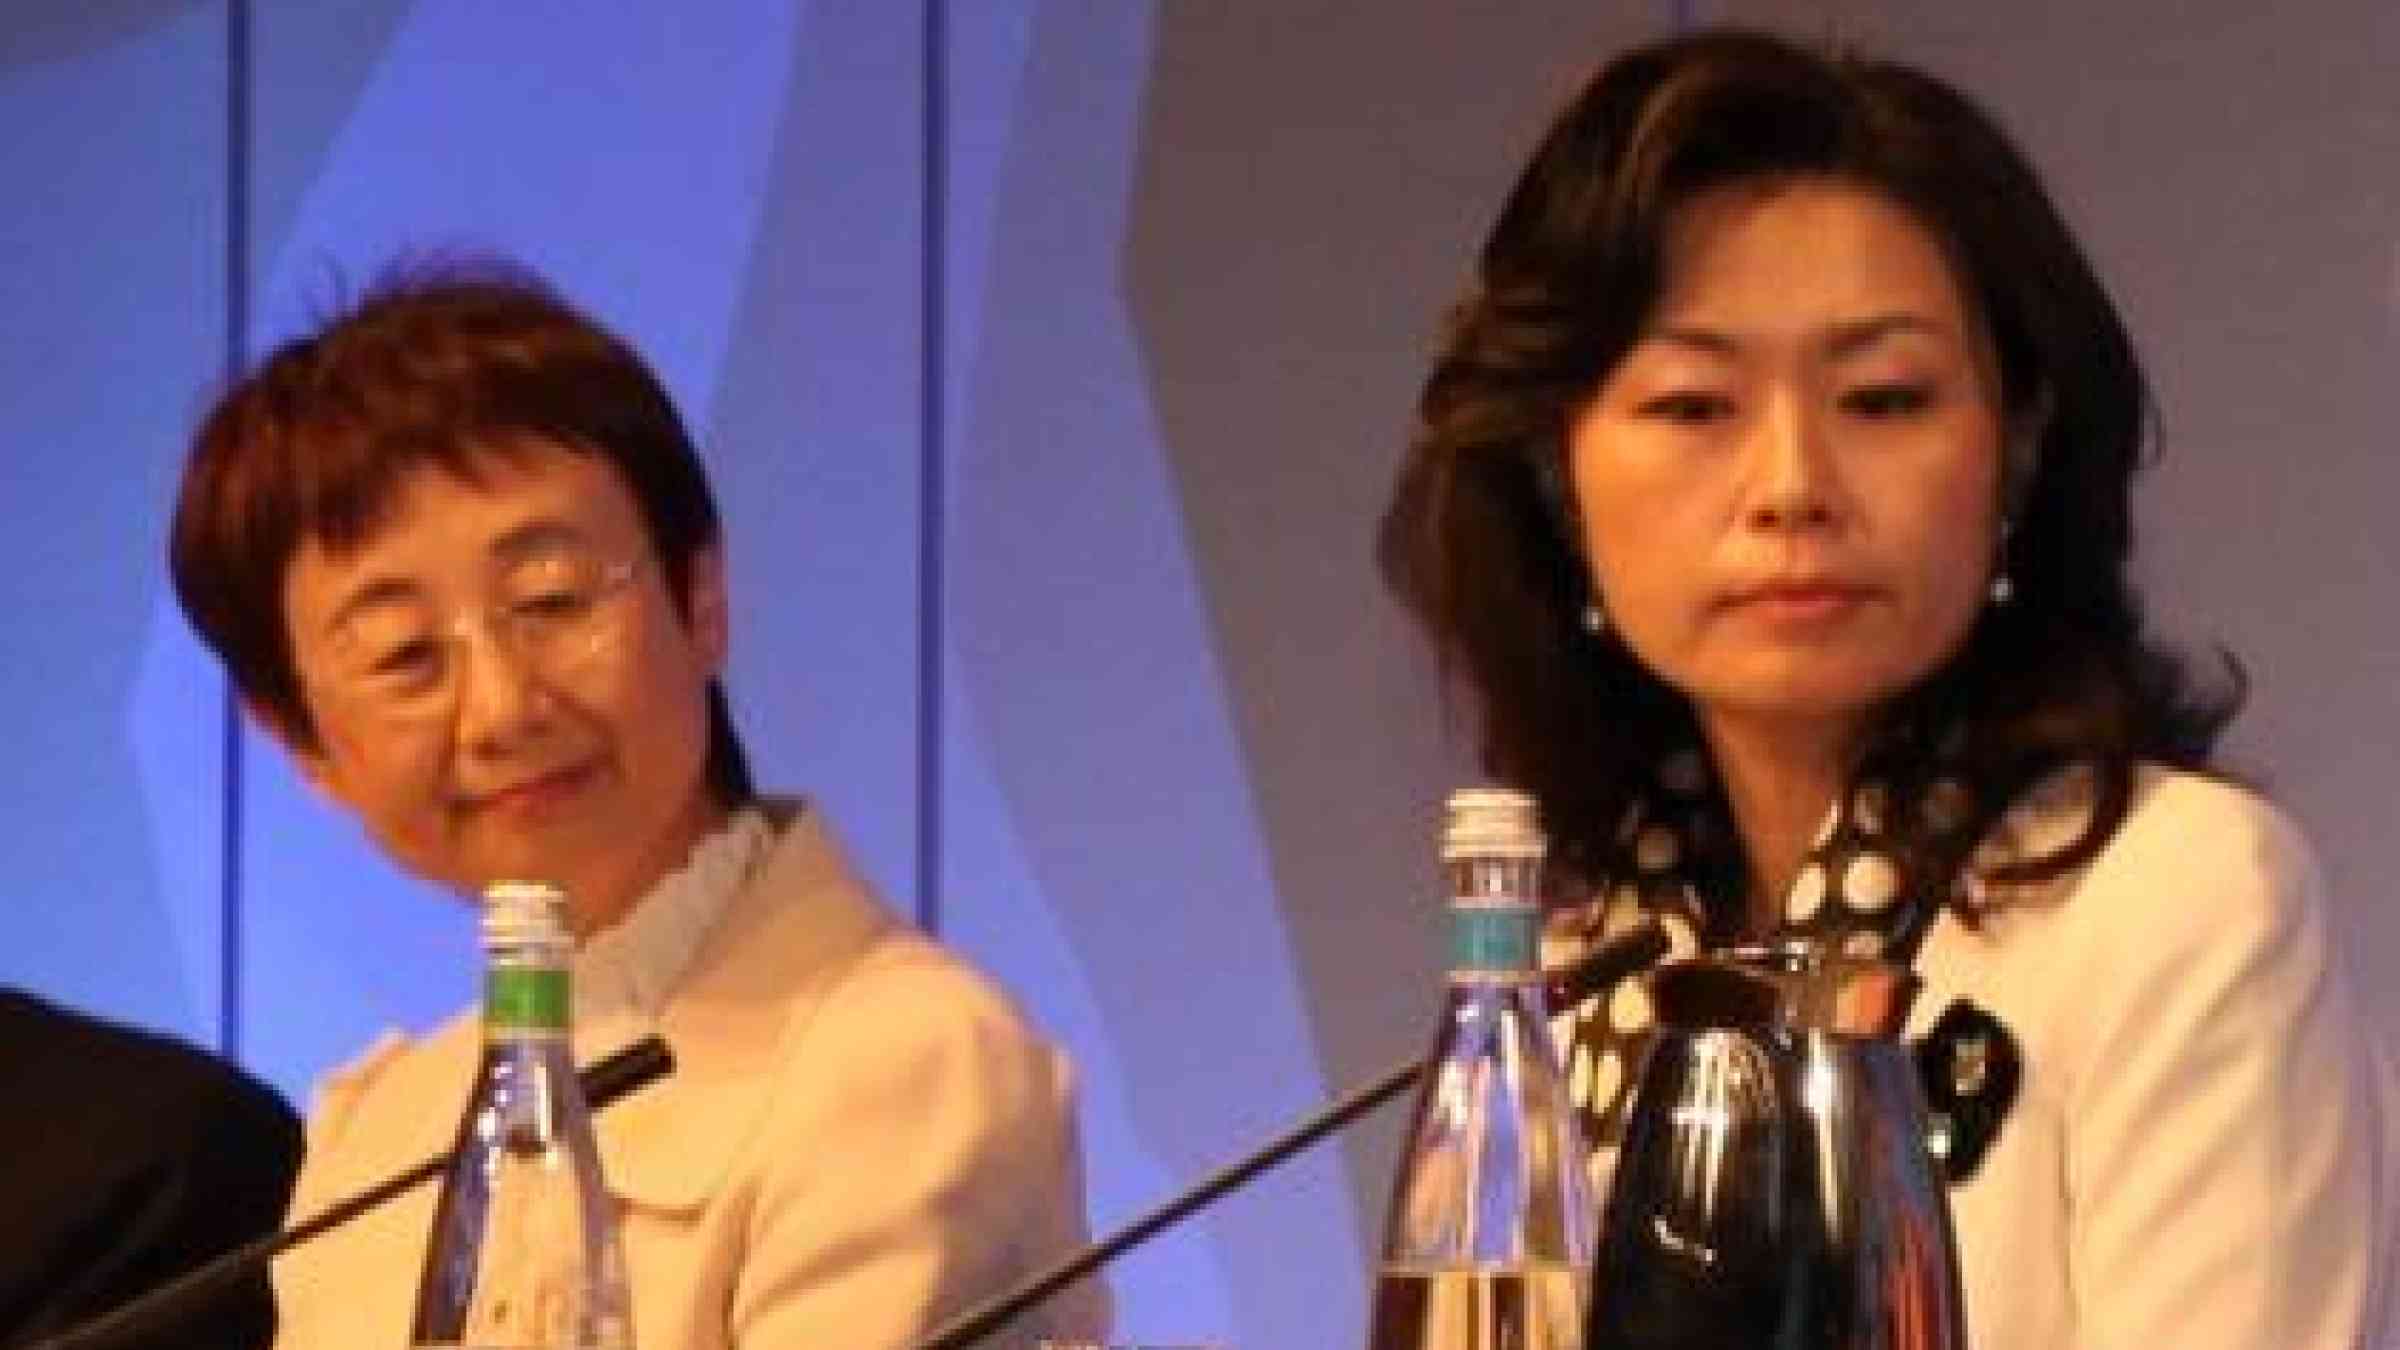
[{"left": 1379, "top": 28, "right": 2238, "bottom": 907}]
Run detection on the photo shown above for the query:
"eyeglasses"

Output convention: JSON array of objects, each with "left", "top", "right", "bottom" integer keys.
[{"left": 309, "top": 557, "right": 640, "bottom": 724}]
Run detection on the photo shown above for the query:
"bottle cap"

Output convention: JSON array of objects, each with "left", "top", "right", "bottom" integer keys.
[
  {"left": 481, "top": 880, "right": 571, "bottom": 948},
  {"left": 1440, "top": 786, "right": 1545, "bottom": 862}
]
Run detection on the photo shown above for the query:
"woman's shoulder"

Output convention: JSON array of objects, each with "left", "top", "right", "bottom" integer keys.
[
  {"left": 304, "top": 1013, "right": 479, "bottom": 1156},
  {"left": 2117, "top": 764, "right": 2305, "bottom": 847},
  {"left": 1985, "top": 763, "right": 2317, "bottom": 932},
  {"left": 810, "top": 928, "right": 1067, "bottom": 1084},
  {"left": 2072, "top": 765, "right": 2318, "bottom": 929},
  {"left": 1929, "top": 765, "right": 2329, "bottom": 1027}
]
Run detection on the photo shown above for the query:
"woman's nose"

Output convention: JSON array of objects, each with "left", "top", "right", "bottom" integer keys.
[
  {"left": 451, "top": 621, "right": 553, "bottom": 745},
  {"left": 1742, "top": 401, "right": 1840, "bottom": 532}
]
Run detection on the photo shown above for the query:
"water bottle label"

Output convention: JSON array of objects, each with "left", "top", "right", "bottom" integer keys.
[
  {"left": 1449, "top": 904, "right": 1537, "bottom": 975},
  {"left": 485, "top": 967, "right": 570, "bottom": 1032}
]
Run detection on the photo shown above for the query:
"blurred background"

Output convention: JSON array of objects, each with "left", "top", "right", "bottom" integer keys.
[{"left": 2, "top": 1, "right": 2393, "bottom": 1343}]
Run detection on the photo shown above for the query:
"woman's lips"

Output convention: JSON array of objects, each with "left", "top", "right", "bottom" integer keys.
[
  {"left": 1723, "top": 580, "right": 1875, "bottom": 625},
  {"left": 469, "top": 763, "right": 596, "bottom": 818}
]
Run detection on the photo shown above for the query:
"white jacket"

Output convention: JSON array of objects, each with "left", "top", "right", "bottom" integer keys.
[
  {"left": 271, "top": 802, "right": 1110, "bottom": 1349},
  {"left": 1912, "top": 768, "right": 2396, "bottom": 1349}
]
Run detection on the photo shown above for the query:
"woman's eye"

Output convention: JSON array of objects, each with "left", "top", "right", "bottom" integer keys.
[
  {"left": 1637, "top": 392, "right": 1735, "bottom": 424},
  {"left": 370, "top": 640, "right": 441, "bottom": 679},
  {"left": 1842, "top": 383, "right": 1935, "bottom": 417},
  {"left": 512, "top": 589, "right": 592, "bottom": 620}
]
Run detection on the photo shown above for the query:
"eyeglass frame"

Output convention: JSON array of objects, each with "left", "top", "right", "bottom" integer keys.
[{"left": 299, "top": 555, "right": 644, "bottom": 725}]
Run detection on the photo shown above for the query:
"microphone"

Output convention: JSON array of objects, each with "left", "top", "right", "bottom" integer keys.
[
  {"left": 1547, "top": 921, "right": 1669, "bottom": 1010},
  {"left": 29, "top": 1035, "right": 674, "bottom": 1350},
  {"left": 909, "top": 924, "right": 1672, "bottom": 1350}
]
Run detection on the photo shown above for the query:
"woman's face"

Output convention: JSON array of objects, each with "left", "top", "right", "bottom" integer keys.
[
  {"left": 1566, "top": 178, "right": 2005, "bottom": 746},
  {"left": 274, "top": 443, "right": 728, "bottom": 935}
]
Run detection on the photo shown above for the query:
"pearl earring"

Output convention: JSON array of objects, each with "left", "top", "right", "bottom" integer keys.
[
  {"left": 1989, "top": 522, "right": 2016, "bottom": 606},
  {"left": 1581, "top": 602, "right": 1607, "bottom": 634}
]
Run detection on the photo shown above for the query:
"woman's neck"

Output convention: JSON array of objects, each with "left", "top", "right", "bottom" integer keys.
[
  {"left": 568, "top": 790, "right": 736, "bottom": 939},
  {"left": 1697, "top": 709, "right": 1858, "bottom": 937}
]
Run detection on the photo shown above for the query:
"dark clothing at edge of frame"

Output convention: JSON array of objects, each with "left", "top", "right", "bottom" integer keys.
[{"left": 0, "top": 988, "right": 302, "bottom": 1350}]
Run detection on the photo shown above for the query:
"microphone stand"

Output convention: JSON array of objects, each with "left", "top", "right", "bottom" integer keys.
[
  {"left": 27, "top": 1035, "right": 674, "bottom": 1350},
  {"left": 914, "top": 1059, "right": 1421, "bottom": 1350},
  {"left": 910, "top": 924, "right": 1670, "bottom": 1350}
]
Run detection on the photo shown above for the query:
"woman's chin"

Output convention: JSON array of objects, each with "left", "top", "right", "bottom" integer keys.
[{"left": 1692, "top": 674, "right": 1920, "bottom": 735}]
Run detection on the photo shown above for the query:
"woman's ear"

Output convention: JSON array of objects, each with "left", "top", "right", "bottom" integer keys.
[
  {"left": 683, "top": 542, "right": 730, "bottom": 673},
  {"left": 2001, "top": 387, "right": 2055, "bottom": 518}
]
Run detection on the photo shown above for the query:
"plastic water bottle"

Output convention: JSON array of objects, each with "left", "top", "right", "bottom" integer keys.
[
  {"left": 1366, "top": 788, "right": 1594, "bottom": 1350},
  {"left": 411, "top": 882, "right": 633, "bottom": 1349}
]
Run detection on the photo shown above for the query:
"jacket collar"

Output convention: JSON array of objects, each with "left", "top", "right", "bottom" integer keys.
[
  {"left": 594, "top": 797, "right": 898, "bottom": 1210},
  {"left": 365, "top": 798, "right": 898, "bottom": 1214}
]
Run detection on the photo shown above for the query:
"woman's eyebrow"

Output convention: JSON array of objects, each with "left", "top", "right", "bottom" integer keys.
[
  {"left": 488, "top": 519, "right": 594, "bottom": 563},
  {"left": 1641, "top": 326, "right": 1743, "bottom": 356},
  {"left": 1824, "top": 313, "right": 1950, "bottom": 358},
  {"left": 322, "top": 575, "right": 426, "bottom": 637}
]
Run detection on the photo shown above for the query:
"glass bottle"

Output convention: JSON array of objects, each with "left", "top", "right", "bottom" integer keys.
[
  {"left": 1366, "top": 787, "right": 1594, "bottom": 1350},
  {"left": 411, "top": 881, "right": 633, "bottom": 1349}
]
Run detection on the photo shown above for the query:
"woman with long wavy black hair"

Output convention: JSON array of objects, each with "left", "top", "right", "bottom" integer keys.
[{"left": 1381, "top": 28, "right": 2394, "bottom": 1350}]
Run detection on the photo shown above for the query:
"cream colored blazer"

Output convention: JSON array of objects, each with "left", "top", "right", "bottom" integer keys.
[
  {"left": 1911, "top": 770, "right": 2397, "bottom": 1350},
  {"left": 271, "top": 806, "right": 1109, "bottom": 1349}
]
